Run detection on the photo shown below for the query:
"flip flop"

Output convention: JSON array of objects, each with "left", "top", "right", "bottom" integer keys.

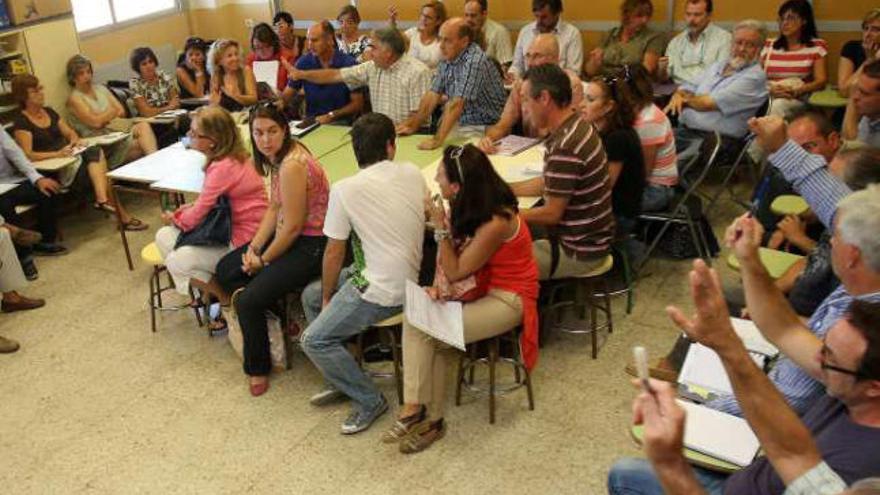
[{"left": 122, "top": 218, "right": 149, "bottom": 231}]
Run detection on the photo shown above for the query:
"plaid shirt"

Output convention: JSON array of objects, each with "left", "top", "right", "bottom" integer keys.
[
  {"left": 783, "top": 461, "right": 847, "bottom": 495},
  {"left": 431, "top": 43, "right": 506, "bottom": 126},
  {"left": 340, "top": 55, "right": 432, "bottom": 125}
]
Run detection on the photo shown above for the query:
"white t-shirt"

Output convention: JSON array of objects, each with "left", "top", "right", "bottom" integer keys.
[
  {"left": 323, "top": 160, "right": 428, "bottom": 307},
  {"left": 405, "top": 27, "right": 442, "bottom": 70}
]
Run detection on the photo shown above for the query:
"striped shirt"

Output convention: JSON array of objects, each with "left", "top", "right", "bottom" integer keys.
[
  {"left": 783, "top": 462, "right": 847, "bottom": 495},
  {"left": 431, "top": 42, "right": 507, "bottom": 126},
  {"left": 340, "top": 54, "right": 433, "bottom": 125},
  {"left": 707, "top": 285, "right": 880, "bottom": 416},
  {"left": 634, "top": 104, "right": 678, "bottom": 186},
  {"left": 761, "top": 38, "right": 828, "bottom": 82},
  {"left": 542, "top": 114, "right": 614, "bottom": 260}
]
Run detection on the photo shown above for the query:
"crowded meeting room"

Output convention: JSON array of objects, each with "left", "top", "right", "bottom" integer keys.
[{"left": 3, "top": 0, "right": 880, "bottom": 493}]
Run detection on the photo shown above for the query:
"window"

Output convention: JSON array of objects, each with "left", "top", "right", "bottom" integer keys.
[{"left": 71, "top": 0, "right": 179, "bottom": 32}]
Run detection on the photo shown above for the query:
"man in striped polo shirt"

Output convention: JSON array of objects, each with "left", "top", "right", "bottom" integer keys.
[{"left": 510, "top": 63, "right": 614, "bottom": 279}]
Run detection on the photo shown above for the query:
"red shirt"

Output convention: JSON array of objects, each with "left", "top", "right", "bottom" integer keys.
[{"left": 245, "top": 51, "right": 291, "bottom": 92}]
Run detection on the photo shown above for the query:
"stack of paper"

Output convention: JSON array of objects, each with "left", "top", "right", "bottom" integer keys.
[
  {"left": 494, "top": 135, "right": 540, "bottom": 156},
  {"left": 290, "top": 120, "right": 319, "bottom": 137},
  {"left": 678, "top": 400, "right": 760, "bottom": 467}
]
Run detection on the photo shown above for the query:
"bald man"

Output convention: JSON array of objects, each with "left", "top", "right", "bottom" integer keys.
[
  {"left": 478, "top": 33, "right": 584, "bottom": 153},
  {"left": 397, "top": 17, "right": 506, "bottom": 150}
]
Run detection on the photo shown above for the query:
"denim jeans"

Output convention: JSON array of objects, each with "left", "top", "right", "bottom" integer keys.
[
  {"left": 300, "top": 271, "right": 400, "bottom": 413},
  {"left": 641, "top": 184, "right": 675, "bottom": 212},
  {"left": 607, "top": 458, "right": 728, "bottom": 495}
]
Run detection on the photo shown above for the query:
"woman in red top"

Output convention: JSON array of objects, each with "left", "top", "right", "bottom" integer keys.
[
  {"left": 245, "top": 22, "right": 293, "bottom": 94},
  {"left": 382, "top": 144, "right": 539, "bottom": 454}
]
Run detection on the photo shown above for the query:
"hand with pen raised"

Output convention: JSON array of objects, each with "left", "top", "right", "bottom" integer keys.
[
  {"left": 747, "top": 116, "right": 787, "bottom": 155},
  {"left": 632, "top": 379, "right": 687, "bottom": 468}
]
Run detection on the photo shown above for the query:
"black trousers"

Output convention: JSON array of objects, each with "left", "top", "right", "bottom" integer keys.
[
  {"left": 216, "top": 235, "right": 326, "bottom": 376},
  {"left": 0, "top": 181, "right": 58, "bottom": 242}
]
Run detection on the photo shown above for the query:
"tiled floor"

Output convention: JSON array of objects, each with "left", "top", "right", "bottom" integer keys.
[{"left": 0, "top": 192, "right": 744, "bottom": 494}]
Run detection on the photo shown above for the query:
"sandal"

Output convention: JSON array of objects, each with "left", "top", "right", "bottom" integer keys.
[
  {"left": 93, "top": 201, "right": 117, "bottom": 213},
  {"left": 399, "top": 419, "right": 445, "bottom": 454},
  {"left": 121, "top": 218, "right": 148, "bottom": 231},
  {"left": 380, "top": 406, "right": 426, "bottom": 444},
  {"left": 208, "top": 316, "right": 228, "bottom": 334}
]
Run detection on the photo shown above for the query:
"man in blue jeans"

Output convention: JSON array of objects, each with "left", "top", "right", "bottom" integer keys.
[{"left": 300, "top": 113, "right": 428, "bottom": 434}]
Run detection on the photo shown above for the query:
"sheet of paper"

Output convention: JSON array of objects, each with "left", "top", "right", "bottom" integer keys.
[
  {"left": 730, "top": 317, "right": 778, "bottom": 357},
  {"left": 494, "top": 135, "right": 539, "bottom": 156},
  {"left": 253, "top": 61, "right": 280, "bottom": 92},
  {"left": 678, "top": 400, "right": 760, "bottom": 467},
  {"left": 0, "top": 182, "right": 20, "bottom": 195},
  {"left": 405, "top": 279, "right": 465, "bottom": 351},
  {"left": 679, "top": 342, "right": 767, "bottom": 397}
]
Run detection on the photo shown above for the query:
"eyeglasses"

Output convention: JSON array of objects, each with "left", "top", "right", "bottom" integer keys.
[
  {"left": 819, "top": 342, "right": 870, "bottom": 380},
  {"left": 449, "top": 145, "right": 466, "bottom": 184}
]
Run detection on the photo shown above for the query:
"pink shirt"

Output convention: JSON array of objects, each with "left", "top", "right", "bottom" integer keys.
[
  {"left": 270, "top": 154, "right": 329, "bottom": 237},
  {"left": 634, "top": 104, "right": 679, "bottom": 187},
  {"left": 173, "top": 156, "right": 268, "bottom": 248}
]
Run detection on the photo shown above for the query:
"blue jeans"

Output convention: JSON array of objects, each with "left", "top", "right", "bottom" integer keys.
[
  {"left": 607, "top": 458, "right": 728, "bottom": 495},
  {"left": 300, "top": 272, "right": 400, "bottom": 413},
  {"left": 641, "top": 184, "right": 675, "bottom": 212}
]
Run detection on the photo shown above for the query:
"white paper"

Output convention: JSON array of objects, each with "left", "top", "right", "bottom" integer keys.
[
  {"left": 0, "top": 182, "right": 19, "bottom": 195},
  {"left": 730, "top": 317, "right": 778, "bottom": 357},
  {"left": 678, "top": 400, "right": 760, "bottom": 467},
  {"left": 494, "top": 135, "right": 539, "bottom": 156},
  {"left": 404, "top": 280, "right": 465, "bottom": 351},
  {"left": 290, "top": 120, "right": 319, "bottom": 137},
  {"left": 253, "top": 61, "right": 280, "bottom": 93}
]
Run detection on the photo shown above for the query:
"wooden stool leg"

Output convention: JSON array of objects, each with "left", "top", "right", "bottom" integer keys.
[
  {"left": 488, "top": 337, "right": 499, "bottom": 424},
  {"left": 386, "top": 327, "right": 404, "bottom": 406}
]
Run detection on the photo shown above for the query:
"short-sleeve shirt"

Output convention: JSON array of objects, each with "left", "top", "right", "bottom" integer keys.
[
  {"left": 840, "top": 40, "right": 867, "bottom": 70},
  {"left": 603, "top": 128, "right": 645, "bottom": 220},
  {"left": 405, "top": 27, "right": 442, "bottom": 70},
  {"left": 634, "top": 104, "right": 678, "bottom": 186},
  {"left": 483, "top": 18, "right": 513, "bottom": 65},
  {"left": 12, "top": 108, "right": 66, "bottom": 152},
  {"left": 340, "top": 55, "right": 432, "bottom": 125},
  {"left": 857, "top": 116, "right": 880, "bottom": 148},
  {"left": 599, "top": 26, "right": 667, "bottom": 75},
  {"left": 323, "top": 160, "right": 428, "bottom": 307},
  {"left": 129, "top": 70, "right": 176, "bottom": 108},
  {"left": 680, "top": 60, "right": 769, "bottom": 138},
  {"left": 724, "top": 395, "right": 880, "bottom": 494},
  {"left": 761, "top": 38, "right": 828, "bottom": 82},
  {"left": 288, "top": 50, "right": 358, "bottom": 118},
  {"left": 665, "top": 23, "right": 732, "bottom": 86},
  {"left": 542, "top": 113, "right": 614, "bottom": 260},
  {"left": 431, "top": 42, "right": 506, "bottom": 126},
  {"left": 509, "top": 19, "right": 583, "bottom": 77}
]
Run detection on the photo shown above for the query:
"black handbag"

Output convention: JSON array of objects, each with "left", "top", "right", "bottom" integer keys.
[{"left": 174, "top": 195, "right": 232, "bottom": 249}]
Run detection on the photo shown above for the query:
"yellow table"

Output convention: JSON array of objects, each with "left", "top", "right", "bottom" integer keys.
[
  {"left": 770, "top": 195, "right": 809, "bottom": 216},
  {"left": 727, "top": 248, "right": 804, "bottom": 279},
  {"left": 630, "top": 425, "right": 741, "bottom": 473},
  {"left": 808, "top": 87, "right": 848, "bottom": 109}
]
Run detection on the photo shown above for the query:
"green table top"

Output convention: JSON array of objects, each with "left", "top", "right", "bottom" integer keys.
[
  {"left": 630, "top": 425, "right": 741, "bottom": 474},
  {"left": 727, "top": 248, "right": 804, "bottom": 279},
  {"left": 809, "top": 87, "right": 847, "bottom": 108},
  {"left": 770, "top": 194, "right": 809, "bottom": 216},
  {"left": 299, "top": 125, "right": 354, "bottom": 159}
]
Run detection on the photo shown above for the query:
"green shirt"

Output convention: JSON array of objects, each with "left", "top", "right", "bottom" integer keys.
[{"left": 600, "top": 26, "right": 667, "bottom": 75}]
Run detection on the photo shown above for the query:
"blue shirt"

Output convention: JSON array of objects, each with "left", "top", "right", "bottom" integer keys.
[
  {"left": 680, "top": 60, "right": 768, "bottom": 138},
  {"left": 857, "top": 116, "right": 880, "bottom": 147},
  {"left": 431, "top": 43, "right": 506, "bottom": 126},
  {"left": 707, "top": 286, "right": 880, "bottom": 417},
  {"left": 289, "top": 50, "right": 358, "bottom": 118},
  {"left": 0, "top": 129, "right": 42, "bottom": 186}
]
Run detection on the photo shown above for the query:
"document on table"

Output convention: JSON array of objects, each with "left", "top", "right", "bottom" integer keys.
[
  {"left": 678, "top": 399, "right": 760, "bottom": 467},
  {"left": 253, "top": 61, "right": 279, "bottom": 93},
  {"left": 405, "top": 280, "right": 465, "bottom": 351},
  {"left": 0, "top": 182, "right": 19, "bottom": 195},
  {"left": 494, "top": 135, "right": 540, "bottom": 156}
]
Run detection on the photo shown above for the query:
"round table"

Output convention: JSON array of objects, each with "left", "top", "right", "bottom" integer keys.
[
  {"left": 808, "top": 87, "right": 847, "bottom": 109},
  {"left": 770, "top": 195, "right": 809, "bottom": 216}
]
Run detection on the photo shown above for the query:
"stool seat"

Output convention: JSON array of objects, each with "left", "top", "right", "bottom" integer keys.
[
  {"left": 141, "top": 242, "right": 164, "bottom": 266},
  {"left": 373, "top": 313, "right": 403, "bottom": 327},
  {"left": 727, "top": 248, "right": 803, "bottom": 279},
  {"left": 570, "top": 254, "right": 614, "bottom": 278},
  {"left": 770, "top": 195, "right": 809, "bottom": 216}
]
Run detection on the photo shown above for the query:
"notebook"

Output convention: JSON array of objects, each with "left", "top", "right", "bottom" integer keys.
[{"left": 678, "top": 399, "right": 760, "bottom": 467}]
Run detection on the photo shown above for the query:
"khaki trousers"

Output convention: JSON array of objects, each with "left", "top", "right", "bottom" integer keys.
[
  {"left": 403, "top": 288, "right": 522, "bottom": 419},
  {"left": 0, "top": 228, "right": 26, "bottom": 293},
  {"left": 532, "top": 239, "right": 606, "bottom": 280}
]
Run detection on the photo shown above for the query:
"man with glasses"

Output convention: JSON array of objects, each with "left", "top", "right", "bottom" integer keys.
[
  {"left": 477, "top": 33, "right": 584, "bottom": 154},
  {"left": 287, "top": 27, "right": 432, "bottom": 126},
  {"left": 659, "top": 0, "right": 731, "bottom": 87},
  {"left": 665, "top": 19, "right": 768, "bottom": 156},
  {"left": 508, "top": 0, "right": 583, "bottom": 80}
]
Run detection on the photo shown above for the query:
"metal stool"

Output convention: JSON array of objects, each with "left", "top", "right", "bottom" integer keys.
[
  {"left": 142, "top": 242, "right": 203, "bottom": 332},
  {"left": 354, "top": 313, "right": 404, "bottom": 405},
  {"left": 540, "top": 254, "right": 615, "bottom": 359}
]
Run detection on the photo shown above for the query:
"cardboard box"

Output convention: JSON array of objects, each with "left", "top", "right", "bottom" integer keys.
[{"left": 6, "top": 0, "right": 71, "bottom": 26}]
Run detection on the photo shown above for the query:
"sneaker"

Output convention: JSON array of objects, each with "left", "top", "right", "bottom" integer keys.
[
  {"left": 341, "top": 396, "right": 388, "bottom": 435},
  {"left": 309, "top": 386, "right": 347, "bottom": 406},
  {"left": 32, "top": 242, "right": 68, "bottom": 257},
  {"left": 22, "top": 260, "right": 38, "bottom": 281}
]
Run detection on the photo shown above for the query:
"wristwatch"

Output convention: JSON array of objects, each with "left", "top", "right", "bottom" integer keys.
[
  {"left": 327, "top": 111, "right": 336, "bottom": 120},
  {"left": 434, "top": 228, "right": 451, "bottom": 243}
]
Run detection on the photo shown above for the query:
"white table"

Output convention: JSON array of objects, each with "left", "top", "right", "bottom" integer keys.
[
  {"left": 108, "top": 142, "right": 206, "bottom": 192},
  {"left": 33, "top": 155, "right": 78, "bottom": 172}
]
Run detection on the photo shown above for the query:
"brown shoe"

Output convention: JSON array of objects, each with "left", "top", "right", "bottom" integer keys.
[
  {"left": 0, "top": 335, "right": 19, "bottom": 353},
  {"left": 624, "top": 357, "right": 679, "bottom": 383},
  {"left": 1, "top": 295, "right": 46, "bottom": 313},
  {"left": 9, "top": 227, "right": 42, "bottom": 247}
]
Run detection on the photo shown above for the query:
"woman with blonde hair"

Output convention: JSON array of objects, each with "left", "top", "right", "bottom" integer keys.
[
  {"left": 155, "top": 106, "right": 267, "bottom": 313},
  {"left": 208, "top": 39, "right": 258, "bottom": 112},
  {"left": 839, "top": 8, "right": 880, "bottom": 96},
  {"left": 389, "top": 1, "right": 446, "bottom": 70}
]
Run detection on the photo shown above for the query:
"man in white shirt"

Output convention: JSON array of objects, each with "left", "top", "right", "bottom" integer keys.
[
  {"left": 463, "top": 0, "right": 513, "bottom": 67},
  {"left": 300, "top": 113, "right": 428, "bottom": 435},
  {"left": 508, "top": 0, "right": 583, "bottom": 79},
  {"left": 660, "top": 0, "right": 731, "bottom": 87}
]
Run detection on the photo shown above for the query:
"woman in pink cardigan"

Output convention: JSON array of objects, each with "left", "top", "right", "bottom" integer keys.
[{"left": 155, "top": 106, "right": 267, "bottom": 313}]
